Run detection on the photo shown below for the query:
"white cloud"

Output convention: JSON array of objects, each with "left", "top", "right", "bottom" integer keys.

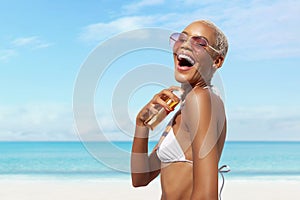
[
  {"left": 0, "top": 49, "right": 17, "bottom": 61},
  {"left": 227, "top": 106, "right": 300, "bottom": 141},
  {"left": 12, "top": 36, "right": 38, "bottom": 46},
  {"left": 34, "top": 42, "right": 52, "bottom": 49},
  {"left": 122, "top": 0, "right": 165, "bottom": 13},
  {"left": 0, "top": 103, "right": 137, "bottom": 141},
  {"left": 12, "top": 36, "right": 52, "bottom": 49},
  {"left": 80, "top": 0, "right": 300, "bottom": 60},
  {"left": 219, "top": 0, "right": 300, "bottom": 60},
  {"left": 1, "top": 103, "right": 298, "bottom": 142},
  {"left": 0, "top": 104, "right": 77, "bottom": 141},
  {"left": 0, "top": 36, "right": 52, "bottom": 62},
  {"left": 79, "top": 16, "right": 159, "bottom": 43}
]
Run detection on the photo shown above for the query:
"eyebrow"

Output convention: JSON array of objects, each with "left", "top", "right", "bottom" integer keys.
[{"left": 181, "top": 31, "right": 189, "bottom": 35}]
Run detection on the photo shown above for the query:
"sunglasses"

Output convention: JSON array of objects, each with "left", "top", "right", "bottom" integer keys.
[{"left": 169, "top": 32, "right": 220, "bottom": 54}]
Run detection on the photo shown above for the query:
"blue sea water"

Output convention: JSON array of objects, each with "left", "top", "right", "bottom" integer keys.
[{"left": 0, "top": 141, "right": 299, "bottom": 180}]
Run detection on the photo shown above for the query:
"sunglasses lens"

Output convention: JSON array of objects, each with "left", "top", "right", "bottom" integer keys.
[
  {"left": 192, "top": 37, "right": 208, "bottom": 47},
  {"left": 169, "top": 33, "right": 210, "bottom": 52},
  {"left": 169, "top": 33, "right": 180, "bottom": 48}
]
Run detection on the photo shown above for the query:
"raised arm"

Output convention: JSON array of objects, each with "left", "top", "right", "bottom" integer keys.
[{"left": 131, "top": 86, "right": 182, "bottom": 187}]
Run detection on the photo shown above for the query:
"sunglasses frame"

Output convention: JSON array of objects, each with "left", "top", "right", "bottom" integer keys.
[{"left": 170, "top": 32, "right": 220, "bottom": 54}]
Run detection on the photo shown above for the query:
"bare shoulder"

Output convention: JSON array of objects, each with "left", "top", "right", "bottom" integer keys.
[
  {"left": 181, "top": 87, "right": 213, "bottom": 129},
  {"left": 183, "top": 87, "right": 212, "bottom": 111}
]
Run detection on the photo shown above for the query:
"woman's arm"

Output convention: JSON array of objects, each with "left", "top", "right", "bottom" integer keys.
[
  {"left": 183, "top": 88, "right": 220, "bottom": 200},
  {"left": 131, "top": 86, "right": 182, "bottom": 187},
  {"left": 131, "top": 125, "right": 161, "bottom": 187}
]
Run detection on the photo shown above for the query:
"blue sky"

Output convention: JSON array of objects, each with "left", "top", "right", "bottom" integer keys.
[{"left": 0, "top": 0, "right": 299, "bottom": 141}]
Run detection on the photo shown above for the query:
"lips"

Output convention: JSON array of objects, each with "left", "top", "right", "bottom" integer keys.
[{"left": 176, "top": 53, "right": 196, "bottom": 71}]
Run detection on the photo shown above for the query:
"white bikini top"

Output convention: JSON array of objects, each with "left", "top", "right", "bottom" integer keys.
[
  {"left": 156, "top": 127, "right": 192, "bottom": 163},
  {"left": 155, "top": 86, "right": 230, "bottom": 199},
  {"left": 155, "top": 85, "right": 223, "bottom": 164},
  {"left": 155, "top": 120, "right": 231, "bottom": 200}
]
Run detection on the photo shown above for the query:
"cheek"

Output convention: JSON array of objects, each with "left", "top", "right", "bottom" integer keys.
[{"left": 193, "top": 49, "right": 214, "bottom": 65}]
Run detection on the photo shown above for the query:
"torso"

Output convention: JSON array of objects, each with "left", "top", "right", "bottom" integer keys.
[{"left": 158, "top": 87, "right": 227, "bottom": 200}]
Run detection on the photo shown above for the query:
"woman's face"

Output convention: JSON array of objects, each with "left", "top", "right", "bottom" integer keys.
[{"left": 173, "top": 21, "right": 217, "bottom": 86}]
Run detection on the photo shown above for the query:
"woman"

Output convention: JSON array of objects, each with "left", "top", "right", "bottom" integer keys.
[{"left": 131, "top": 20, "right": 229, "bottom": 200}]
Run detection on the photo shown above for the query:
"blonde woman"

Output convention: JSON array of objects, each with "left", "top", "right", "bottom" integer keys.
[{"left": 131, "top": 20, "right": 229, "bottom": 200}]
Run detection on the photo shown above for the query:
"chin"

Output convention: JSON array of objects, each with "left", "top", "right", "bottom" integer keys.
[{"left": 174, "top": 70, "right": 192, "bottom": 84}]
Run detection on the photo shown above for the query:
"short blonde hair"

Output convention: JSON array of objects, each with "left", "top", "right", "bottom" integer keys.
[{"left": 198, "top": 20, "right": 229, "bottom": 58}]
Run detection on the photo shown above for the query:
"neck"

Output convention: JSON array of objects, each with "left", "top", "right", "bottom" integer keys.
[
  {"left": 181, "top": 80, "right": 211, "bottom": 99},
  {"left": 184, "top": 79, "right": 211, "bottom": 88}
]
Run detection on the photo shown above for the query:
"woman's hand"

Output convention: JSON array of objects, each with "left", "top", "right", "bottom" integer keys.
[{"left": 136, "top": 86, "right": 183, "bottom": 127}]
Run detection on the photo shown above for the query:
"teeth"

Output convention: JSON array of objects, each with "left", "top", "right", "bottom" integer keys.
[{"left": 178, "top": 54, "right": 195, "bottom": 65}]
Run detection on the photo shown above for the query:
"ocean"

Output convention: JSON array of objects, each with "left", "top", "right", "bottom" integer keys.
[{"left": 0, "top": 141, "right": 299, "bottom": 181}]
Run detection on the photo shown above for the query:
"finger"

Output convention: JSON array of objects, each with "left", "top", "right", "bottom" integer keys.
[
  {"left": 142, "top": 102, "right": 160, "bottom": 115},
  {"left": 138, "top": 107, "right": 153, "bottom": 124},
  {"left": 155, "top": 97, "right": 173, "bottom": 111},
  {"left": 148, "top": 104, "right": 159, "bottom": 114},
  {"left": 169, "top": 86, "right": 184, "bottom": 93},
  {"left": 159, "top": 89, "right": 179, "bottom": 102},
  {"left": 160, "top": 88, "right": 182, "bottom": 103},
  {"left": 149, "top": 87, "right": 182, "bottom": 111}
]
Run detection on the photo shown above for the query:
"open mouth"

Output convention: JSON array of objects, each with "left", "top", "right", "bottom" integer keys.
[{"left": 177, "top": 54, "right": 195, "bottom": 68}]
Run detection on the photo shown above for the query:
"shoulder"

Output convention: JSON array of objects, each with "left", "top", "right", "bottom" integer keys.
[
  {"left": 181, "top": 87, "right": 212, "bottom": 128},
  {"left": 183, "top": 87, "right": 212, "bottom": 112}
]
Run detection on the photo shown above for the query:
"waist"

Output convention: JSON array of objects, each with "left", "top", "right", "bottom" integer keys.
[{"left": 160, "top": 162, "right": 193, "bottom": 199}]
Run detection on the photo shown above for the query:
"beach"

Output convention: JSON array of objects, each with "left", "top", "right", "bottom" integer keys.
[
  {"left": 0, "top": 179, "right": 299, "bottom": 200},
  {"left": 1, "top": 141, "right": 300, "bottom": 199}
]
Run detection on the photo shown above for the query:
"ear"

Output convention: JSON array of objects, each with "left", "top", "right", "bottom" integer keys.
[{"left": 214, "top": 56, "right": 224, "bottom": 69}]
